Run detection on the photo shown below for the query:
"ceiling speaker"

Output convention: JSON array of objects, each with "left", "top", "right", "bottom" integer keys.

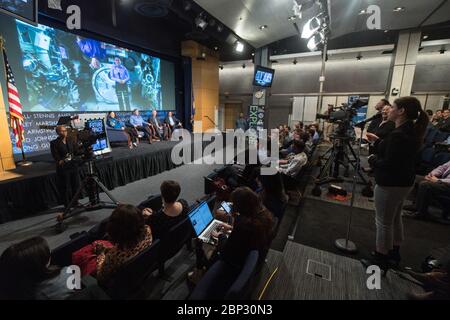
[{"left": 134, "top": 0, "right": 173, "bottom": 18}]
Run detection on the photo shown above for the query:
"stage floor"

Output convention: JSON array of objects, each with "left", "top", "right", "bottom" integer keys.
[{"left": 0, "top": 141, "right": 185, "bottom": 223}]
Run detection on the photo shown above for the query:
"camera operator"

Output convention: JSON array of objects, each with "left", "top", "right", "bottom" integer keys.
[
  {"left": 50, "top": 125, "right": 82, "bottom": 207},
  {"left": 362, "top": 97, "right": 429, "bottom": 274}
]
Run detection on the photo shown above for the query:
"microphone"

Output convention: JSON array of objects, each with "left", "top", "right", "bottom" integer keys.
[{"left": 354, "top": 112, "right": 382, "bottom": 128}]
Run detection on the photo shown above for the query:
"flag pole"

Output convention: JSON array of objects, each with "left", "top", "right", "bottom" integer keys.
[{"left": 0, "top": 36, "right": 32, "bottom": 167}]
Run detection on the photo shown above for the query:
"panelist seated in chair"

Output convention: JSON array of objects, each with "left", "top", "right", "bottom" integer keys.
[
  {"left": 129, "top": 109, "right": 155, "bottom": 144},
  {"left": 404, "top": 159, "right": 450, "bottom": 221},
  {"left": 106, "top": 111, "right": 139, "bottom": 149},
  {"left": 164, "top": 111, "right": 182, "bottom": 134},
  {"left": 148, "top": 109, "right": 169, "bottom": 141},
  {"left": 141, "top": 180, "right": 189, "bottom": 240}
]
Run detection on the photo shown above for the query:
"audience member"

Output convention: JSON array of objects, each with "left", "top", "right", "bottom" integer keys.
[
  {"left": 142, "top": 181, "right": 189, "bottom": 239},
  {"left": 107, "top": 111, "right": 139, "bottom": 148},
  {"left": 214, "top": 187, "right": 274, "bottom": 268},
  {"left": 366, "top": 105, "right": 395, "bottom": 155},
  {"left": 0, "top": 237, "right": 75, "bottom": 300},
  {"left": 129, "top": 109, "right": 154, "bottom": 144},
  {"left": 258, "top": 172, "right": 288, "bottom": 220},
  {"left": 96, "top": 204, "right": 152, "bottom": 286},
  {"left": 436, "top": 109, "right": 450, "bottom": 132},
  {"left": 404, "top": 159, "right": 450, "bottom": 220},
  {"left": 431, "top": 110, "right": 442, "bottom": 126},
  {"left": 278, "top": 140, "right": 308, "bottom": 179},
  {"left": 367, "top": 99, "right": 391, "bottom": 134}
]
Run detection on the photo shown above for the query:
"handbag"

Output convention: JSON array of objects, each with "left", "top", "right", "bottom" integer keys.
[{"left": 72, "top": 240, "right": 113, "bottom": 276}]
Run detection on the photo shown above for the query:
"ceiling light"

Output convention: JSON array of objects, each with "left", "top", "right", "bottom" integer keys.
[
  {"left": 183, "top": 0, "right": 192, "bottom": 11},
  {"left": 217, "top": 24, "right": 224, "bottom": 32},
  {"left": 384, "top": 30, "right": 389, "bottom": 33},
  {"left": 301, "top": 16, "right": 321, "bottom": 39},
  {"left": 235, "top": 41, "right": 244, "bottom": 53},
  {"left": 393, "top": 7, "right": 405, "bottom": 12},
  {"left": 307, "top": 32, "right": 324, "bottom": 51},
  {"left": 288, "top": 15, "right": 297, "bottom": 21},
  {"left": 359, "top": 9, "right": 367, "bottom": 15},
  {"left": 422, "top": 35, "right": 429, "bottom": 40},
  {"left": 259, "top": 25, "right": 268, "bottom": 30},
  {"left": 195, "top": 14, "right": 208, "bottom": 30},
  {"left": 213, "top": 46, "right": 219, "bottom": 51},
  {"left": 251, "top": 52, "right": 255, "bottom": 56}
]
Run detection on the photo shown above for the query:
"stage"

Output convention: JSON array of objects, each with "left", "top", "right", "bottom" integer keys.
[{"left": 0, "top": 141, "right": 194, "bottom": 223}]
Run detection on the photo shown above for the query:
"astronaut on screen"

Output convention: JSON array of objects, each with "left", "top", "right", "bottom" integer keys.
[{"left": 109, "top": 57, "right": 131, "bottom": 111}]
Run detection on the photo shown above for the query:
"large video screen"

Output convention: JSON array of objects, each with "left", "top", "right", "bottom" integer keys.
[
  {"left": 0, "top": 0, "right": 37, "bottom": 25},
  {"left": 0, "top": 17, "right": 176, "bottom": 112}
]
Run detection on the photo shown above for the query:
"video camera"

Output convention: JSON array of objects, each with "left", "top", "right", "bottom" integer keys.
[
  {"left": 316, "top": 99, "right": 368, "bottom": 138},
  {"left": 76, "top": 128, "right": 107, "bottom": 160},
  {"left": 316, "top": 99, "right": 368, "bottom": 123}
]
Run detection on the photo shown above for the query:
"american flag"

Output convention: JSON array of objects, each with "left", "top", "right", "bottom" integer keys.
[{"left": 3, "top": 48, "right": 25, "bottom": 149}]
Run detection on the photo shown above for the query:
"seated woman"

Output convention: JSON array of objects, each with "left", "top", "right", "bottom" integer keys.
[
  {"left": 0, "top": 237, "right": 75, "bottom": 300},
  {"left": 142, "top": 180, "right": 189, "bottom": 239},
  {"left": 96, "top": 204, "right": 152, "bottom": 287},
  {"left": 106, "top": 111, "right": 139, "bottom": 148},
  {"left": 215, "top": 187, "right": 274, "bottom": 268}
]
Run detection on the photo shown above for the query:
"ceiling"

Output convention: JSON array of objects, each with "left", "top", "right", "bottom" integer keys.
[{"left": 195, "top": 0, "right": 450, "bottom": 48}]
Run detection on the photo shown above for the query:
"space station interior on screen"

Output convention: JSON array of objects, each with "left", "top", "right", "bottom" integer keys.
[{"left": 1, "top": 18, "right": 175, "bottom": 112}]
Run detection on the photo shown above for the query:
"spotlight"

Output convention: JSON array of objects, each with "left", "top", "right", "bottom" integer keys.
[
  {"left": 259, "top": 25, "right": 268, "bottom": 30},
  {"left": 195, "top": 14, "right": 208, "bottom": 30},
  {"left": 422, "top": 35, "right": 429, "bottom": 40},
  {"left": 301, "top": 16, "right": 321, "bottom": 39},
  {"left": 307, "top": 32, "right": 324, "bottom": 51},
  {"left": 235, "top": 41, "right": 244, "bottom": 53},
  {"left": 217, "top": 24, "right": 224, "bottom": 32},
  {"left": 251, "top": 52, "right": 255, "bottom": 56},
  {"left": 393, "top": 7, "right": 405, "bottom": 12},
  {"left": 242, "top": 63, "right": 246, "bottom": 69},
  {"left": 213, "top": 46, "right": 219, "bottom": 51},
  {"left": 359, "top": 9, "right": 367, "bottom": 15}
]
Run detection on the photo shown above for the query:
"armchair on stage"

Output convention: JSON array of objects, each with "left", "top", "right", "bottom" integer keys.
[{"left": 106, "top": 124, "right": 145, "bottom": 144}]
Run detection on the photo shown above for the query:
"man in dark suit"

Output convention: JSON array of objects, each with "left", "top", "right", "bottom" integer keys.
[
  {"left": 149, "top": 109, "right": 169, "bottom": 140},
  {"left": 50, "top": 125, "right": 81, "bottom": 207},
  {"left": 164, "top": 111, "right": 182, "bottom": 137}
]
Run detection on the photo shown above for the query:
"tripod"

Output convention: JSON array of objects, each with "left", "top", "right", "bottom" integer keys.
[
  {"left": 311, "top": 131, "right": 373, "bottom": 197},
  {"left": 55, "top": 159, "right": 118, "bottom": 233}
]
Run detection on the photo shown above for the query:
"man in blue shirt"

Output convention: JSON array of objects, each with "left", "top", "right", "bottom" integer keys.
[
  {"left": 129, "top": 109, "right": 155, "bottom": 143},
  {"left": 110, "top": 57, "right": 131, "bottom": 111}
]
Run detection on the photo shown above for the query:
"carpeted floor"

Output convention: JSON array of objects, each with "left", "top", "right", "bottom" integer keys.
[{"left": 293, "top": 197, "right": 450, "bottom": 270}]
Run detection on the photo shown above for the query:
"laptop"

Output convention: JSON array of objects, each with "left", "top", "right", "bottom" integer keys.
[{"left": 188, "top": 201, "right": 223, "bottom": 244}]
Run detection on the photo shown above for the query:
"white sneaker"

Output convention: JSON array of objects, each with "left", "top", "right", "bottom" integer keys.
[{"left": 133, "top": 142, "right": 138, "bottom": 147}]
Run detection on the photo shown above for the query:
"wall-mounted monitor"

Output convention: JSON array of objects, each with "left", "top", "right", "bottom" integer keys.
[
  {"left": 253, "top": 65, "right": 275, "bottom": 88},
  {"left": 0, "top": 0, "right": 37, "bottom": 25}
]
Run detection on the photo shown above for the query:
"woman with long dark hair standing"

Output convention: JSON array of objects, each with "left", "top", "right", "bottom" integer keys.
[{"left": 362, "top": 97, "right": 429, "bottom": 274}]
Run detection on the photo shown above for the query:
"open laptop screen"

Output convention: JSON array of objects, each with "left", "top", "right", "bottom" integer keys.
[{"left": 188, "top": 202, "right": 214, "bottom": 236}]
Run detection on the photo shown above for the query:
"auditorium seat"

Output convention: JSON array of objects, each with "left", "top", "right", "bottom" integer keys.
[
  {"left": 189, "top": 250, "right": 259, "bottom": 300},
  {"left": 158, "top": 217, "right": 193, "bottom": 276},
  {"left": 105, "top": 239, "right": 161, "bottom": 299},
  {"left": 51, "top": 231, "right": 92, "bottom": 267}
]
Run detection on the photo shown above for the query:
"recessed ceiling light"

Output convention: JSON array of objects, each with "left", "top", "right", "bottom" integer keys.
[
  {"left": 214, "top": 46, "right": 219, "bottom": 51},
  {"left": 393, "top": 7, "right": 405, "bottom": 12},
  {"left": 235, "top": 41, "right": 244, "bottom": 53},
  {"left": 384, "top": 30, "right": 389, "bottom": 33},
  {"left": 259, "top": 25, "right": 268, "bottom": 30},
  {"left": 422, "top": 35, "right": 429, "bottom": 40},
  {"left": 288, "top": 15, "right": 297, "bottom": 21},
  {"left": 359, "top": 9, "right": 367, "bottom": 15},
  {"left": 251, "top": 52, "right": 255, "bottom": 56}
]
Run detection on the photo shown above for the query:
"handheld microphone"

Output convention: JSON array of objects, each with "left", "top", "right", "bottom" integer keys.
[{"left": 354, "top": 112, "right": 382, "bottom": 128}]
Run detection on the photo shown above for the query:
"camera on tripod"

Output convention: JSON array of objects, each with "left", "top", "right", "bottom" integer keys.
[
  {"left": 316, "top": 99, "right": 368, "bottom": 124},
  {"left": 76, "top": 128, "right": 107, "bottom": 161}
]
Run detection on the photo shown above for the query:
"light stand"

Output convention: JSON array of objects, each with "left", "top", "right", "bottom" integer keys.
[{"left": 334, "top": 122, "right": 368, "bottom": 253}]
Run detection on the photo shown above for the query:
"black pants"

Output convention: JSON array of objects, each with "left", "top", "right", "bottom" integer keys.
[
  {"left": 154, "top": 125, "right": 169, "bottom": 140},
  {"left": 124, "top": 127, "right": 139, "bottom": 143},
  {"left": 115, "top": 84, "right": 130, "bottom": 111},
  {"left": 416, "top": 180, "right": 450, "bottom": 216},
  {"left": 57, "top": 163, "right": 81, "bottom": 207},
  {"left": 135, "top": 125, "right": 153, "bottom": 142}
]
